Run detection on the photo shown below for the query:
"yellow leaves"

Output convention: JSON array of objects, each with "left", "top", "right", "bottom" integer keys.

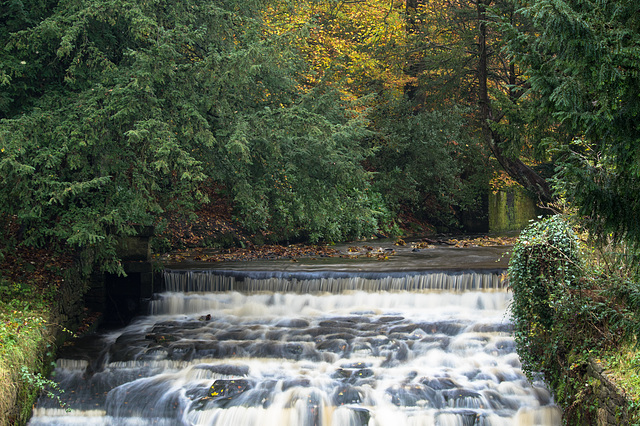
[
  {"left": 489, "top": 170, "right": 519, "bottom": 193},
  {"left": 263, "top": 0, "right": 406, "bottom": 99},
  {"left": 447, "top": 235, "right": 518, "bottom": 248}
]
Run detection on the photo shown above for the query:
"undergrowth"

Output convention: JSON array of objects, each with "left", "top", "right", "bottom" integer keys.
[
  {"left": 509, "top": 215, "right": 640, "bottom": 424},
  {"left": 602, "top": 343, "right": 640, "bottom": 424},
  {"left": 0, "top": 279, "right": 62, "bottom": 425}
]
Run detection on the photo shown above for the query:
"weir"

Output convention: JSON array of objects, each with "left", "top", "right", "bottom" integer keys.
[
  {"left": 162, "top": 269, "right": 508, "bottom": 294},
  {"left": 29, "top": 248, "right": 562, "bottom": 426}
]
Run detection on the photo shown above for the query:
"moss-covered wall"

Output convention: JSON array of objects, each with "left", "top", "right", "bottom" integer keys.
[
  {"left": 587, "top": 358, "right": 633, "bottom": 425},
  {"left": 489, "top": 186, "right": 543, "bottom": 233}
]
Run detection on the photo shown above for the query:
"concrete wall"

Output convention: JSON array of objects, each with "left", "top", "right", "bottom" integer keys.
[{"left": 489, "top": 186, "right": 543, "bottom": 233}]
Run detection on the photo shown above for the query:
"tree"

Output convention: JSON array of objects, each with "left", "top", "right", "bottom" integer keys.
[
  {"left": 402, "top": 0, "right": 555, "bottom": 203},
  {"left": 264, "top": 0, "right": 495, "bottom": 230},
  {"left": 0, "top": 0, "right": 386, "bottom": 271},
  {"left": 505, "top": 0, "right": 640, "bottom": 246},
  {"left": 218, "top": 86, "right": 386, "bottom": 243},
  {"left": 369, "top": 102, "right": 490, "bottom": 229},
  {"left": 477, "top": 0, "right": 553, "bottom": 203}
]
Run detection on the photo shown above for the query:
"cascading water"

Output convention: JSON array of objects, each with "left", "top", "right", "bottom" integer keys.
[{"left": 29, "top": 253, "right": 561, "bottom": 426}]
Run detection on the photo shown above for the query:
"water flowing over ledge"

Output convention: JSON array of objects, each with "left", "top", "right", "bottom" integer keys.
[
  {"left": 162, "top": 269, "right": 508, "bottom": 294},
  {"left": 29, "top": 246, "right": 562, "bottom": 426}
]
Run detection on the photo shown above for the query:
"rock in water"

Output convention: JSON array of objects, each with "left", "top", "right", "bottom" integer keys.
[{"left": 195, "top": 379, "right": 253, "bottom": 409}]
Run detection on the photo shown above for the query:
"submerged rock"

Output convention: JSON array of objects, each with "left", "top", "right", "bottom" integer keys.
[
  {"left": 352, "top": 407, "right": 371, "bottom": 425},
  {"left": 192, "top": 364, "right": 250, "bottom": 377},
  {"left": 421, "top": 376, "right": 460, "bottom": 390},
  {"left": 333, "top": 385, "right": 363, "bottom": 405},
  {"left": 442, "top": 388, "right": 483, "bottom": 408},
  {"left": 275, "top": 318, "right": 310, "bottom": 328},
  {"left": 316, "top": 338, "right": 349, "bottom": 353},
  {"left": 194, "top": 379, "right": 253, "bottom": 410},
  {"left": 385, "top": 383, "right": 441, "bottom": 408},
  {"left": 209, "top": 379, "right": 252, "bottom": 399},
  {"left": 332, "top": 367, "right": 375, "bottom": 385},
  {"left": 282, "top": 378, "right": 311, "bottom": 391},
  {"left": 436, "top": 409, "right": 486, "bottom": 426}
]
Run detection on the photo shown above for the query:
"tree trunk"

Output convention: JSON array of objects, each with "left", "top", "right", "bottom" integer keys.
[
  {"left": 404, "top": 0, "right": 425, "bottom": 103},
  {"left": 476, "top": 0, "right": 553, "bottom": 204}
]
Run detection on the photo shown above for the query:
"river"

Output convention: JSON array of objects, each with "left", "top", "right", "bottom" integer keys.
[{"left": 29, "top": 243, "right": 561, "bottom": 425}]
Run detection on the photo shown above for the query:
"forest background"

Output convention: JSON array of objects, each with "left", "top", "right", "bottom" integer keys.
[
  {"left": 0, "top": 0, "right": 558, "bottom": 273},
  {"left": 2, "top": 0, "right": 640, "bottom": 424},
  {"left": 4, "top": 0, "right": 637, "bottom": 270}
]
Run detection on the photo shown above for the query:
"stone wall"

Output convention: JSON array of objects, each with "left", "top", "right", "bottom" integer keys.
[
  {"left": 587, "top": 358, "right": 632, "bottom": 425},
  {"left": 116, "top": 225, "right": 154, "bottom": 261},
  {"left": 104, "top": 227, "right": 155, "bottom": 325}
]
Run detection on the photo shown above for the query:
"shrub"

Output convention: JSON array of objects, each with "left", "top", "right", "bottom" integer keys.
[
  {"left": 508, "top": 215, "right": 585, "bottom": 379},
  {"left": 509, "top": 215, "right": 640, "bottom": 422}
]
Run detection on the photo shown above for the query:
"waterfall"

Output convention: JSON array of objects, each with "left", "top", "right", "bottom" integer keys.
[
  {"left": 29, "top": 265, "right": 561, "bottom": 426},
  {"left": 162, "top": 269, "right": 508, "bottom": 293}
]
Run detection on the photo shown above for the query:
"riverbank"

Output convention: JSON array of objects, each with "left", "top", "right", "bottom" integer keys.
[
  {"left": 508, "top": 216, "right": 640, "bottom": 425},
  {"left": 0, "top": 242, "right": 96, "bottom": 425}
]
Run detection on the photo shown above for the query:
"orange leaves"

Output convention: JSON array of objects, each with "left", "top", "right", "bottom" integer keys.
[
  {"left": 159, "top": 243, "right": 339, "bottom": 263},
  {"left": 446, "top": 235, "right": 517, "bottom": 248}
]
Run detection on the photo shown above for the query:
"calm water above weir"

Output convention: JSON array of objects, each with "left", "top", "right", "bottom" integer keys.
[{"left": 30, "top": 245, "right": 561, "bottom": 425}]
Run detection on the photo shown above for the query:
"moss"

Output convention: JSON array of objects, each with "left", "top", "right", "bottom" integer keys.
[
  {"left": 0, "top": 256, "right": 89, "bottom": 425},
  {"left": 489, "top": 186, "right": 543, "bottom": 232},
  {"left": 601, "top": 345, "right": 640, "bottom": 424},
  {"left": 0, "top": 307, "right": 55, "bottom": 426}
]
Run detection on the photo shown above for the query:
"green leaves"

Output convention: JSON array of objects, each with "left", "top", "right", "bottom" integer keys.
[
  {"left": 370, "top": 103, "right": 490, "bottom": 230},
  {"left": 506, "top": 0, "right": 640, "bottom": 247},
  {"left": 0, "top": 0, "right": 396, "bottom": 268},
  {"left": 219, "top": 91, "right": 380, "bottom": 242},
  {"left": 0, "top": 0, "right": 269, "bottom": 268}
]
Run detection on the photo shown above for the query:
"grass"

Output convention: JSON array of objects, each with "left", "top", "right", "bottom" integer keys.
[{"left": 601, "top": 343, "right": 640, "bottom": 424}]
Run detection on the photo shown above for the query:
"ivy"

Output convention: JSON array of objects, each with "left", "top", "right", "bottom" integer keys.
[
  {"left": 509, "top": 215, "right": 584, "bottom": 375},
  {"left": 509, "top": 215, "right": 640, "bottom": 423}
]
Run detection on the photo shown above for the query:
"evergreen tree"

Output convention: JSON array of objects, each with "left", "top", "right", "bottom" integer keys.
[
  {"left": 0, "top": 0, "right": 383, "bottom": 271},
  {"left": 505, "top": 0, "right": 640, "bottom": 246}
]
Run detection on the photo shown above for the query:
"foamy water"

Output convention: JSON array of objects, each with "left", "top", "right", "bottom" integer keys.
[{"left": 29, "top": 270, "right": 560, "bottom": 426}]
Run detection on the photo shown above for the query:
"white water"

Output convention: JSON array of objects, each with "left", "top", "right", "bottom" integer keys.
[
  {"left": 29, "top": 272, "right": 561, "bottom": 426},
  {"left": 162, "top": 270, "right": 507, "bottom": 293}
]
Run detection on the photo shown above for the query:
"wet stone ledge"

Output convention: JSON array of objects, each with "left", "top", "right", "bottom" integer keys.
[{"left": 587, "top": 358, "right": 631, "bottom": 425}]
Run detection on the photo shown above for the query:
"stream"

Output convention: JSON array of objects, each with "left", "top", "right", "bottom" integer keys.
[{"left": 29, "top": 243, "right": 561, "bottom": 425}]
